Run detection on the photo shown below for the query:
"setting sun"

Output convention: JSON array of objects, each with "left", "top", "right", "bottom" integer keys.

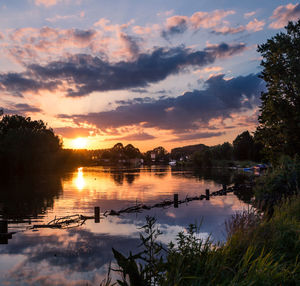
[{"left": 72, "top": 137, "right": 88, "bottom": 149}]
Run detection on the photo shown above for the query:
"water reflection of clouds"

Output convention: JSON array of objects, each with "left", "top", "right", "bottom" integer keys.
[
  {"left": 81, "top": 193, "right": 245, "bottom": 243},
  {"left": 0, "top": 167, "right": 251, "bottom": 285},
  {"left": 108, "top": 195, "right": 247, "bottom": 242},
  {"left": 0, "top": 229, "right": 141, "bottom": 285}
]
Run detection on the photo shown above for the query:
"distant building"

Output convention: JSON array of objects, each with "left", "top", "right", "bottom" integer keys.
[{"left": 151, "top": 153, "right": 156, "bottom": 161}]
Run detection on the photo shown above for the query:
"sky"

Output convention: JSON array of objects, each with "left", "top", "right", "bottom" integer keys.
[{"left": 0, "top": 1, "right": 299, "bottom": 151}]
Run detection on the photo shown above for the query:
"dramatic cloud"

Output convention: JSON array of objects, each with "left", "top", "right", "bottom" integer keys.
[
  {"left": 46, "top": 11, "right": 85, "bottom": 22},
  {"left": 6, "top": 27, "right": 100, "bottom": 65},
  {"left": 167, "top": 132, "right": 225, "bottom": 142},
  {"left": 0, "top": 43, "right": 246, "bottom": 97},
  {"left": 35, "top": 0, "right": 67, "bottom": 7},
  {"left": 5, "top": 23, "right": 146, "bottom": 67},
  {"left": 132, "top": 24, "right": 160, "bottom": 35},
  {"left": 105, "top": 132, "right": 156, "bottom": 141},
  {"left": 212, "top": 26, "right": 245, "bottom": 35},
  {"left": 130, "top": 88, "right": 148, "bottom": 93},
  {"left": 246, "top": 19, "right": 265, "bottom": 32},
  {"left": 212, "top": 19, "right": 265, "bottom": 35},
  {"left": 198, "top": 66, "right": 223, "bottom": 73},
  {"left": 116, "top": 32, "right": 141, "bottom": 59},
  {"left": 54, "top": 127, "right": 97, "bottom": 138},
  {"left": 161, "top": 9, "right": 235, "bottom": 38},
  {"left": 269, "top": 3, "right": 300, "bottom": 29},
  {"left": 1, "top": 103, "right": 42, "bottom": 115},
  {"left": 244, "top": 11, "right": 256, "bottom": 19},
  {"left": 190, "top": 10, "right": 235, "bottom": 29},
  {"left": 62, "top": 73, "right": 264, "bottom": 132},
  {"left": 162, "top": 16, "right": 189, "bottom": 39},
  {"left": 162, "top": 9, "right": 264, "bottom": 37},
  {"left": 0, "top": 72, "right": 60, "bottom": 97},
  {"left": 1, "top": 229, "right": 141, "bottom": 279}
]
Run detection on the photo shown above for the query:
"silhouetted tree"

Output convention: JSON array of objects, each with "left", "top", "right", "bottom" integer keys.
[
  {"left": 145, "top": 146, "right": 169, "bottom": 164},
  {"left": 210, "top": 142, "right": 233, "bottom": 161},
  {"left": 192, "top": 149, "right": 212, "bottom": 168},
  {"left": 256, "top": 20, "right": 300, "bottom": 161},
  {"left": 233, "top": 131, "right": 254, "bottom": 161},
  {"left": 0, "top": 115, "right": 62, "bottom": 173},
  {"left": 124, "top": 144, "right": 141, "bottom": 159}
]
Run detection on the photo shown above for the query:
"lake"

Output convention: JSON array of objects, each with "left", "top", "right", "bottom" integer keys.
[{"left": 0, "top": 166, "right": 252, "bottom": 285}]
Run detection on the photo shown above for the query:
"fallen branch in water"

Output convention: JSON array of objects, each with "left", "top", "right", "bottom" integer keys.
[
  {"left": 31, "top": 214, "right": 101, "bottom": 230},
  {"left": 30, "top": 183, "right": 252, "bottom": 229}
]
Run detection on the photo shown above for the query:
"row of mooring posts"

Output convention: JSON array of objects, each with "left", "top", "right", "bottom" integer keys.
[
  {"left": 0, "top": 184, "right": 236, "bottom": 244},
  {"left": 173, "top": 187, "right": 212, "bottom": 207},
  {"left": 93, "top": 184, "right": 230, "bottom": 222}
]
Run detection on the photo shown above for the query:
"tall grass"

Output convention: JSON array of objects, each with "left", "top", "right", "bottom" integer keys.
[
  {"left": 104, "top": 196, "right": 300, "bottom": 285},
  {"left": 254, "top": 155, "right": 300, "bottom": 208}
]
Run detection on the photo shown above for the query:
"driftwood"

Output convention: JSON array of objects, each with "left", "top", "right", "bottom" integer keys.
[{"left": 31, "top": 214, "right": 97, "bottom": 230}]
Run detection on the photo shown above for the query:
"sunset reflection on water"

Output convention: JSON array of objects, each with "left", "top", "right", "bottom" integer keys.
[
  {"left": 0, "top": 166, "right": 253, "bottom": 286},
  {"left": 74, "top": 167, "right": 85, "bottom": 191}
]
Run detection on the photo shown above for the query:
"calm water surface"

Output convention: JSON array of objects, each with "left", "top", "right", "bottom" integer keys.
[{"left": 0, "top": 166, "right": 252, "bottom": 285}]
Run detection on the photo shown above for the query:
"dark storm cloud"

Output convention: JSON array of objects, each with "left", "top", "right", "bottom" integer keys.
[
  {"left": 2, "top": 103, "right": 42, "bottom": 114},
  {"left": 130, "top": 88, "right": 148, "bottom": 93},
  {"left": 161, "top": 17, "right": 188, "bottom": 39},
  {"left": 0, "top": 72, "right": 60, "bottom": 97},
  {"left": 119, "top": 32, "right": 140, "bottom": 58},
  {"left": 71, "top": 29, "right": 97, "bottom": 42},
  {"left": 166, "top": 131, "right": 226, "bottom": 142},
  {"left": 61, "top": 73, "right": 264, "bottom": 132},
  {"left": 0, "top": 229, "right": 140, "bottom": 274},
  {"left": 0, "top": 43, "right": 246, "bottom": 97},
  {"left": 115, "top": 96, "right": 154, "bottom": 105},
  {"left": 105, "top": 132, "right": 156, "bottom": 141}
]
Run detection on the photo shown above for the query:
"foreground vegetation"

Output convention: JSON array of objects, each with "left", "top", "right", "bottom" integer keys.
[{"left": 101, "top": 157, "right": 300, "bottom": 286}]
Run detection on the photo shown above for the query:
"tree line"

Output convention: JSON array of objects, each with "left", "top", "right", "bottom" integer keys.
[{"left": 0, "top": 113, "right": 264, "bottom": 173}]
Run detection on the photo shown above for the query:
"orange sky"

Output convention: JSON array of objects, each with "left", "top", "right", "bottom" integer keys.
[{"left": 0, "top": 1, "right": 297, "bottom": 151}]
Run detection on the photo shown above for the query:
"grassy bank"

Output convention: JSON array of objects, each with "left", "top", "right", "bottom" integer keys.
[
  {"left": 102, "top": 157, "right": 300, "bottom": 285},
  {"left": 103, "top": 197, "right": 299, "bottom": 286}
]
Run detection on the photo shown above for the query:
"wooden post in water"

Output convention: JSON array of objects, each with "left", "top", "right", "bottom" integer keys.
[
  {"left": 174, "top": 194, "right": 179, "bottom": 208},
  {"left": 0, "top": 221, "right": 7, "bottom": 233},
  {"left": 223, "top": 184, "right": 227, "bottom": 195},
  {"left": 206, "top": 189, "right": 210, "bottom": 200},
  {"left": 0, "top": 221, "right": 8, "bottom": 244},
  {"left": 94, "top": 207, "right": 100, "bottom": 223}
]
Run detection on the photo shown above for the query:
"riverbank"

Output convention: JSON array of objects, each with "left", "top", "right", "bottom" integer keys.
[
  {"left": 103, "top": 156, "right": 300, "bottom": 285},
  {"left": 103, "top": 195, "right": 300, "bottom": 286}
]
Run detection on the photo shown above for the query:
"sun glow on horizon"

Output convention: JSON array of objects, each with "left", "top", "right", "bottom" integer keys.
[{"left": 72, "top": 137, "right": 88, "bottom": 149}]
